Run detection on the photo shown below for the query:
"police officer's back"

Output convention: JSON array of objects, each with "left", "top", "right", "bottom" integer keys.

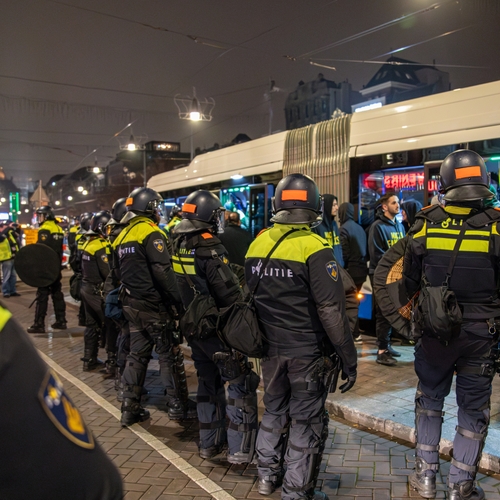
[
  {"left": 404, "top": 150, "right": 500, "bottom": 500},
  {"left": 245, "top": 174, "right": 357, "bottom": 500},
  {"left": 173, "top": 190, "right": 259, "bottom": 464},
  {"left": 27, "top": 206, "right": 67, "bottom": 334}
]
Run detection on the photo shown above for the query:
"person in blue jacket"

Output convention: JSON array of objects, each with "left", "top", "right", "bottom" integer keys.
[
  {"left": 313, "top": 194, "right": 344, "bottom": 267},
  {"left": 368, "top": 193, "right": 405, "bottom": 366}
]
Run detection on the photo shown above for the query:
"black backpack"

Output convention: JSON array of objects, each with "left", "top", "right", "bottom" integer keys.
[
  {"left": 217, "top": 229, "right": 298, "bottom": 358},
  {"left": 412, "top": 221, "right": 465, "bottom": 343}
]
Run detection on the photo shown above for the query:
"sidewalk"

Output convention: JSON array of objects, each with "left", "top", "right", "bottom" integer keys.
[{"left": 5, "top": 272, "right": 500, "bottom": 500}]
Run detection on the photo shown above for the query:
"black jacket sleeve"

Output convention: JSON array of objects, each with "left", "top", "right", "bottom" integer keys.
[
  {"left": 339, "top": 225, "right": 351, "bottom": 269},
  {"left": 403, "top": 220, "right": 425, "bottom": 299},
  {"left": 144, "top": 233, "right": 183, "bottom": 308},
  {"left": 199, "top": 253, "right": 242, "bottom": 309},
  {"left": 308, "top": 248, "right": 357, "bottom": 374},
  {"left": 95, "top": 248, "right": 111, "bottom": 283}
]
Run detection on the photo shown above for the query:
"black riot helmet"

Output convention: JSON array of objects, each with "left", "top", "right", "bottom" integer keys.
[
  {"left": 175, "top": 190, "right": 225, "bottom": 234},
  {"left": 124, "top": 187, "right": 163, "bottom": 223},
  {"left": 109, "top": 197, "right": 128, "bottom": 225},
  {"left": 439, "top": 149, "right": 493, "bottom": 202},
  {"left": 87, "top": 210, "right": 111, "bottom": 237},
  {"left": 35, "top": 205, "right": 55, "bottom": 225},
  {"left": 79, "top": 212, "right": 93, "bottom": 232},
  {"left": 169, "top": 204, "right": 181, "bottom": 221},
  {"left": 271, "top": 173, "right": 323, "bottom": 226}
]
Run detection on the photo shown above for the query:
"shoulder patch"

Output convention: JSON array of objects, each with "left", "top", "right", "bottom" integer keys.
[
  {"left": 326, "top": 260, "right": 338, "bottom": 281},
  {"left": 39, "top": 370, "right": 94, "bottom": 449},
  {"left": 101, "top": 254, "right": 109, "bottom": 263},
  {"left": 40, "top": 233, "right": 48, "bottom": 241},
  {"left": 201, "top": 232, "right": 213, "bottom": 239},
  {"left": 153, "top": 239, "right": 165, "bottom": 252}
]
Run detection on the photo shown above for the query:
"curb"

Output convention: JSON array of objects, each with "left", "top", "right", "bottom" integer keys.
[{"left": 325, "top": 399, "right": 500, "bottom": 474}]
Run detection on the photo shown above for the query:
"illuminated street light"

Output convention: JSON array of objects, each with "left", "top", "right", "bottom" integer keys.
[
  {"left": 82, "top": 190, "right": 88, "bottom": 195},
  {"left": 67, "top": 196, "right": 73, "bottom": 201},
  {"left": 77, "top": 186, "right": 84, "bottom": 192},
  {"left": 55, "top": 201, "right": 61, "bottom": 206},
  {"left": 0, "top": 198, "right": 5, "bottom": 203},
  {"left": 119, "top": 134, "right": 148, "bottom": 187}
]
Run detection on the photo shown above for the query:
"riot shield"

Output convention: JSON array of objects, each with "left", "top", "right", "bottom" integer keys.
[
  {"left": 373, "top": 236, "right": 415, "bottom": 340},
  {"left": 14, "top": 244, "right": 60, "bottom": 287}
]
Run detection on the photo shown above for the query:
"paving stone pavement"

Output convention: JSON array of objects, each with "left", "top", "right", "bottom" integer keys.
[{"left": 5, "top": 272, "right": 500, "bottom": 499}]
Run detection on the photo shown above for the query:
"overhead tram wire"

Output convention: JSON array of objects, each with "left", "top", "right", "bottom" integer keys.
[{"left": 290, "top": 1, "right": 452, "bottom": 61}]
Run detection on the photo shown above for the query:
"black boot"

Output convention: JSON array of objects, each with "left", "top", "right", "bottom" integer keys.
[
  {"left": 121, "top": 397, "right": 150, "bottom": 427},
  {"left": 101, "top": 352, "right": 117, "bottom": 378},
  {"left": 51, "top": 320, "right": 67, "bottom": 330},
  {"left": 257, "top": 472, "right": 283, "bottom": 495},
  {"left": 27, "top": 323, "right": 46, "bottom": 334},
  {"left": 409, "top": 457, "right": 437, "bottom": 499},
  {"left": 82, "top": 349, "right": 104, "bottom": 371},
  {"left": 448, "top": 481, "right": 485, "bottom": 500},
  {"left": 166, "top": 397, "right": 198, "bottom": 420}
]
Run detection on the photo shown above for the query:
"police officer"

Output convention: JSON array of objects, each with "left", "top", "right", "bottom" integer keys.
[
  {"left": 165, "top": 204, "right": 182, "bottom": 234},
  {"left": 28, "top": 206, "right": 67, "bottom": 334},
  {"left": 0, "top": 305, "right": 123, "bottom": 499},
  {"left": 173, "top": 190, "right": 259, "bottom": 463},
  {"left": 105, "top": 197, "right": 130, "bottom": 396},
  {"left": 245, "top": 174, "right": 357, "bottom": 500},
  {"left": 69, "top": 212, "right": 93, "bottom": 327},
  {"left": 113, "top": 187, "right": 194, "bottom": 426},
  {"left": 80, "top": 211, "right": 117, "bottom": 372},
  {"left": 404, "top": 150, "right": 500, "bottom": 500}
]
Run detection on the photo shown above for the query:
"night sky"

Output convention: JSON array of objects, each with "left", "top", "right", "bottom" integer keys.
[{"left": 1, "top": 0, "right": 500, "bottom": 185}]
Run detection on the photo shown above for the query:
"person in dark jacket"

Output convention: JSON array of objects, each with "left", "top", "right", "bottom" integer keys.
[
  {"left": 218, "top": 212, "right": 253, "bottom": 266},
  {"left": 172, "top": 190, "right": 259, "bottom": 464},
  {"left": 404, "top": 150, "right": 499, "bottom": 500},
  {"left": 246, "top": 174, "right": 357, "bottom": 500},
  {"left": 401, "top": 199, "right": 423, "bottom": 233},
  {"left": 338, "top": 202, "right": 367, "bottom": 290},
  {"left": 0, "top": 305, "right": 123, "bottom": 500},
  {"left": 368, "top": 194, "right": 405, "bottom": 366},
  {"left": 27, "top": 206, "right": 67, "bottom": 334},
  {"left": 313, "top": 194, "right": 344, "bottom": 267}
]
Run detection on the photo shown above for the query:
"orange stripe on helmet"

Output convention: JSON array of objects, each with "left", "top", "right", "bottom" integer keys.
[
  {"left": 281, "top": 189, "right": 308, "bottom": 201},
  {"left": 455, "top": 166, "right": 482, "bottom": 179},
  {"left": 125, "top": 197, "right": 133, "bottom": 206},
  {"left": 182, "top": 203, "right": 197, "bottom": 213}
]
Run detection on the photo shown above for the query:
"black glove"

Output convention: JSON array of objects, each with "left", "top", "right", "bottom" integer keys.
[{"left": 339, "top": 370, "right": 357, "bottom": 394}]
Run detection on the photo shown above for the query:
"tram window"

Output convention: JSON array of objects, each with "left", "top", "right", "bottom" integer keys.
[{"left": 220, "top": 187, "right": 250, "bottom": 231}]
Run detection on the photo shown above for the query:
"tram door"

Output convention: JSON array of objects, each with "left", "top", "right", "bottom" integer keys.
[{"left": 248, "top": 184, "right": 273, "bottom": 239}]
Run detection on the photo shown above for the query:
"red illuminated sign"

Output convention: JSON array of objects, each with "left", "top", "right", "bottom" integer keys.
[{"left": 383, "top": 174, "right": 439, "bottom": 192}]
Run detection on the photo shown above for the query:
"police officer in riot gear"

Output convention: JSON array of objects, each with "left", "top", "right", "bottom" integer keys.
[
  {"left": 28, "top": 206, "right": 67, "bottom": 334},
  {"left": 165, "top": 204, "right": 182, "bottom": 234},
  {"left": 69, "top": 212, "right": 94, "bottom": 327},
  {"left": 80, "top": 211, "right": 118, "bottom": 373},
  {"left": 105, "top": 197, "right": 130, "bottom": 395},
  {"left": 173, "top": 190, "right": 259, "bottom": 463},
  {"left": 245, "top": 174, "right": 357, "bottom": 500},
  {"left": 113, "top": 187, "right": 194, "bottom": 426},
  {"left": 404, "top": 150, "right": 500, "bottom": 500}
]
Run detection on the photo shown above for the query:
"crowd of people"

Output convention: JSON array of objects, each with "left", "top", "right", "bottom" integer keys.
[{"left": 11, "top": 148, "right": 499, "bottom": 500}]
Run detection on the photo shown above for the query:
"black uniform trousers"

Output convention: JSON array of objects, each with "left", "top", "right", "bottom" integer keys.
[
  {"left": 414, "top": 321, "right": 497, "bottom": 485},
  {"left": 122, "top": 305, "right": 176, "bottom": 402},
  {"left": 256, "top": 349, "right": 327, "bottom": 500},
  {"left": 190, "top": 335, "right": 256, "bottom": 455},
  {"left": 81, "top": 284, "right": 119, "bottom": 358},
  {"left": 34, "top": 273, "right": 66, "bottom": 324}
]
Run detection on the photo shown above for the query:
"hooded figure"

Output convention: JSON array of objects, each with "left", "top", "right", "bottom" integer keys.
[
  {"left": 312, "top": 194, "right": 344, "bottom": 267},
  {"left": 338, "top": 202, "right": 368, "bottom": 288},
  {"left": 401, "top": 200, "right": 423, "bottom": 233}
]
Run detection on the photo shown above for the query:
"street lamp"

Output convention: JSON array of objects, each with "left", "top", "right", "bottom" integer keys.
[
  {"left": 174, "top": 87, "right": 215, "bottom": 160},
  {"left": 119, "top": 134, "right": 148, "bottom": 187}
]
